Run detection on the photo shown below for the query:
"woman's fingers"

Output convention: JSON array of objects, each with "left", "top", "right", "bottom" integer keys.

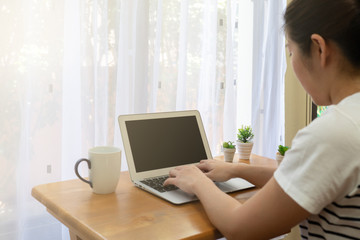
[
  {"left": 165, "top": 166, "right": 185, "bottom": 185},
  {"left": 163, "top": 177, "right": 174, "bottom": 186}
]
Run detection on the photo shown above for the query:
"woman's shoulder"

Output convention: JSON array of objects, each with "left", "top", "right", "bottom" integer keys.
[
  {"left": 305, "top": 94, "right": 360, "bottom": 141},
  {"left": 288, "top": 96, "right": 360, "bottom": 160},
  {"left": 335, "top": 92, "right": 360, "bottom": 122}
]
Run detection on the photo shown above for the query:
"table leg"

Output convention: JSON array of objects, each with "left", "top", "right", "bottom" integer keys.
[{"left": 69, "top": 230, "right": 83, "bottom": 240}]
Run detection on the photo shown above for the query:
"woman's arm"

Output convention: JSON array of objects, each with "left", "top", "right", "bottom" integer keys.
[
  {"left": 197, "top": 159, "right": 276, "bottom": 188},
  {"left": 195, "top": 176, "right": 310, "bottom": 239},
  {"left": 164, "top": 166, "right": 310, "bottom": 240}
]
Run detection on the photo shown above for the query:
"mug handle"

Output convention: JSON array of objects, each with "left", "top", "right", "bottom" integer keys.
[{"left": 74, "top": 158, "right": 93, "bottom": 188}]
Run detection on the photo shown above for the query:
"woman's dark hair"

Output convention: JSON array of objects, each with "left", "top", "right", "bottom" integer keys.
[{"left": 284, "top": 0, "right": 360, "bottom": 68}]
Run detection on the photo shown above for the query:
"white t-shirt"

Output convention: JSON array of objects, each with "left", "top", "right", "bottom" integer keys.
[{"left": 274, "top": 92, "right": 360, "bottom": 240}]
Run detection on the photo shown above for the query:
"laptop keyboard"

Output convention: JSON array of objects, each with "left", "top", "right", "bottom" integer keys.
[{"left": 140, "top": 175, "right": 179, "bottom": 193}]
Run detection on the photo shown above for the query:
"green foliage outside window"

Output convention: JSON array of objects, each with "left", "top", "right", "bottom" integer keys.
[{"left": 317, "top": 106, "right": 328, "bottom": 117}]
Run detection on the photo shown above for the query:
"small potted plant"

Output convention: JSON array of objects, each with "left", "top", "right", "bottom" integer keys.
[
  {"left": 276, "top": 145, "right": 290, "bottom": 164},
  {"left": 222, "top": 141, "right": 236, "bottom": 163},
  {"left": 236, "top": 125, "right": 254, "bottom": 160}
]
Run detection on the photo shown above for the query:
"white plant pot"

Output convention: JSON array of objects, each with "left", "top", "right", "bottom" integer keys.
[
  {"left": 236, "top": 141, "right": 254, "bottom": 160},
  {"left": 276, "top": 152, "right": 285, "bottom": 165},
  {"left": 223, "top": 148, "right": 236, "bottom": 163}
]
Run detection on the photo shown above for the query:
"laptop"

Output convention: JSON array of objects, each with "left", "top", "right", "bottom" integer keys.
[{"left": 118, "top": 110, "right": 254, "bottom": 204}]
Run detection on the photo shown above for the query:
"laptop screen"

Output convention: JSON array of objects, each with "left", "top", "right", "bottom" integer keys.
[{"left": 125, "top": 116, "right": 208, "bottom": 173}]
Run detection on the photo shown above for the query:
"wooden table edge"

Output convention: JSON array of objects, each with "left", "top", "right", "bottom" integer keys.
[
  {"left": 31, "top": 185, "right": 105, "bottom": 240},
  {"left": 31, "top": 154, "right": 277, "bottom": 240}
]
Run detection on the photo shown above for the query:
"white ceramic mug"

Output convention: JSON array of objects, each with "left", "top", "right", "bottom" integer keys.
[{"left": 74, "top": 146, "right": 121, "bottom": 194}]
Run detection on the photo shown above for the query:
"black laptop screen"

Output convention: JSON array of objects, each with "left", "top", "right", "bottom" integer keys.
[{"left": 125, "top": 116, "right": 208, "bottom": 173}]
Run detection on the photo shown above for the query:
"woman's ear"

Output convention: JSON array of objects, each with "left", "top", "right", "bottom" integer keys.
[{"left": 310, "top": 34, "right": 328, "bottom": 68}]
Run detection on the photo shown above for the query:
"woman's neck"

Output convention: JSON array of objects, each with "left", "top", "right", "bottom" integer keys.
[{"left": 329, "top": 74, "right": 360, "bottom": 105}]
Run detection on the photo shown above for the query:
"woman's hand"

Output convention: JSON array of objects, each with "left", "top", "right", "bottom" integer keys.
[
  {"left": 163, "top": 165, "right": 213, "bottom": 195},
  {"left": 197, "top": 159, "right": 235, "bottom": 182}
]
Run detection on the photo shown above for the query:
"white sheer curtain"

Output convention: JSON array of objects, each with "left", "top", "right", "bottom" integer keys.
[
  {"left": 251, "top": 0, "right": 287, "bottom": 158},
  {"left": 0, "top": 0, "right": 285, "bottom": 239}
]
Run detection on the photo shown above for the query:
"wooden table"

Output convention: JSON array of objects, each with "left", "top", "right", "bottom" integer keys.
[{"left": 32, "top": 154, "right": 277, "bottom": 240}]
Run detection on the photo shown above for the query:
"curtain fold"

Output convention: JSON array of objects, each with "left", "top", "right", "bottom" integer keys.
[
  {"left": 0, "top": 1, "right": 286, "bottom": 239},
  {"left": 176, "top": 0, "right": 189, "bottom": 110},
  {"left": 62, "top": 0, "right": 81, "bottom": 181},
  {"left": 149, "top": 0, "right": 162, "bottom": 112},
  {"left": 197, "top": 0, "right": 219, "bottom": 152},
  {"left": 251, "top": 0, "right": 286, "bottom": 158},
  {"left": 223, "top": 0, "right": 238, "bottom": 142}
]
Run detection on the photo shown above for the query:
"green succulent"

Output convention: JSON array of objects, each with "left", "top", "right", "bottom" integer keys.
[
  {"left": 223, "top": 141, "right": 235, "bottom": 149},
  {"left": 237, "top": 125, "right": 254, "bottom": 143},
  {"left": 278, "top": 145, "right": 290, "bottom": 156}
]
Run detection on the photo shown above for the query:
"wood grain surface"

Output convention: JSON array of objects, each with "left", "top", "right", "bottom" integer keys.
[{"left": 32, "top": 154, "right": 277, "bottom": 240}]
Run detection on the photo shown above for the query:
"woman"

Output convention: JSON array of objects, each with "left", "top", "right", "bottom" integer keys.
[{"left": 164, "top": 0, "right": 360, "bottom": 239}]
